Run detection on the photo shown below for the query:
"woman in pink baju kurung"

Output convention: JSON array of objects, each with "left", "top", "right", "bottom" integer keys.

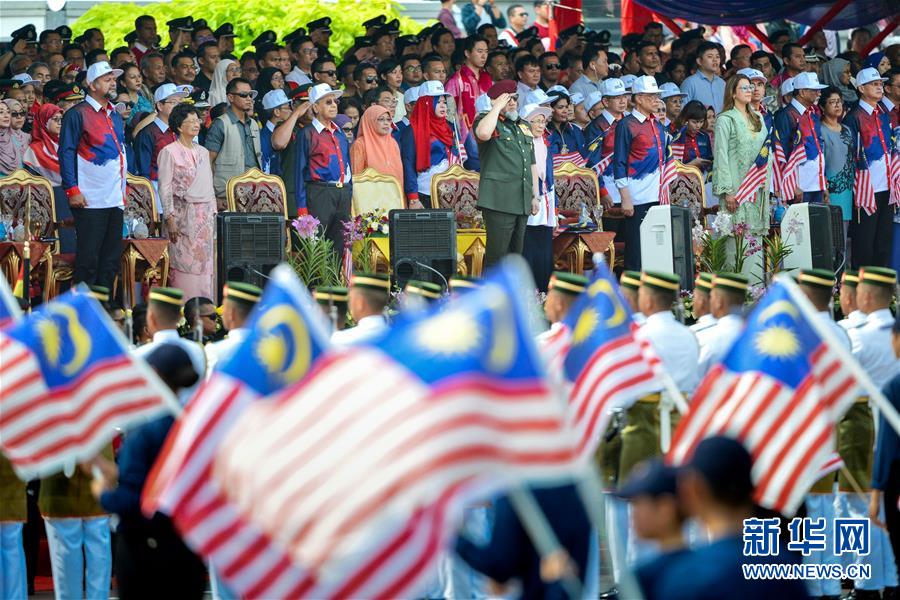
[{"left": 157, "top": 104, "right": 217, "bottom": 300}]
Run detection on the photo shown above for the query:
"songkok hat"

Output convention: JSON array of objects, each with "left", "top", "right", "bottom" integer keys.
[
  {"left": 695, "top": 272, "right": 714, "bottom": 292},
  {"left": 620, "top": 271, "right": 642, "bottom": 291},
  {"left": 796, "top": 268, "right": 836, "bottom": 290},
  {"left": 149, "top": 287, "right": 184, "bottom": 306},
  {"left": 224, "top": 281, "right": 262, "bottom": 305},
  {"left": 449, "top": 276, "right": 482, "bottom": 294},
  {"left": 89, "top": 285, "right": 110, "bottom": 303},
  {"left": 859, "top": 266, "right": 897, "bottom": 288},
  {"left": 841, "top": 269, "right": 859, "bottom": 288},
  {"left": 712, "top": 272, "right": 749, "bottom": 292},
  {"left": 640, "top": 270, "right": 680, "bottom": 293},
  {"left": 405, "top": 280, "right": 443, "bottom": 301},
  {"left": 314, "top": 286, "right": 349, "bottom": 305},
  {"left": 549, "top": 272, "right": 588, "bottom": 296},
  {"left": 351, "top": 272, "right": 391, "bottom": 292}
]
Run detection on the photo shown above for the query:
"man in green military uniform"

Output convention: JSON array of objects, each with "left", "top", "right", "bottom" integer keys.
[{"left": 474, "top": 79, "right": 538, "bottom": 267}]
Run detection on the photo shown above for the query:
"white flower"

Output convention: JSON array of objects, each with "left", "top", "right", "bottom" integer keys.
[{"left": 711, "top": 212, "right": 732, "bottom": 237}]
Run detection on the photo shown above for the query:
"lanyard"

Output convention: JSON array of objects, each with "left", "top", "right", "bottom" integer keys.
[
  {"left": 648, "top": 116, "right": 664, "bottom": 172},
  {"left": 686, "top": 133, "right": 701, "bottom": 161},
  {"left": 872, "top": 105, "right": 893, "bottom": 186}
]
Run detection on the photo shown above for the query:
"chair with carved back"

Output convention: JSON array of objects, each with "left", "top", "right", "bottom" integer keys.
[
  {"left": 430, "top": 164, "right": 482, "bottom": 230},
  {"left": 668, "top": 161, "right": 707, "bottom": 226},
  {"left": 351, "top": 168, "right": 404, "bottom": 216},
  {"left": 0, "top": 169, "right": 58, "bottom": 300},
  {"left": 226, "top": 167, "right": 290, "bottom": 250},
  {"left": 553, "top": 161, "right": 604, "bottom": 228},
  {"left": 117, "top": 174, "right": 170, "bottom": 306}
]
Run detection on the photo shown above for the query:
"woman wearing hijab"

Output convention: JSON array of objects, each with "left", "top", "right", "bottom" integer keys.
[
  {"left": 400, "top": 80, "right": 470, "bottom": 208},
  {"left": 88, "top": 343, "right": 207, "bottom": 600},
  {"left": 520, "top": 102, "right": 556, "bottom": 292},
  {"left": 209, "top": 58, "right": 241, "bottom": 107},
  {"left": 821, "top": 58, "right": 857, "bottom": 107},
  {"left": 23, "top": 103, "right": 63, "bottom": 184},
  {"left": 254, "top": 67, "right": 286, "bottom": 118},
  {"left": 351, "top": 104, "right": 406, "bottom": 201},
  {"left": 2, "top": 99, "right": 31, "bottom": 169},
  {"left": 0, "top": 101, "right": 26, "bottom": 176}
]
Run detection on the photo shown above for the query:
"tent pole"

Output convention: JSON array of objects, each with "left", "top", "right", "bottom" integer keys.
[
  {"left": 744, "top": 24, "right": 775, "bottom": 52},
  {"left": 797, "top": 0, "right": 852, "bottom": 46},
  {"left": 859, "top": 16, "right": 900, "bottom": 57}
]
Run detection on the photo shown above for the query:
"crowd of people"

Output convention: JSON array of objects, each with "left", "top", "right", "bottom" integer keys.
[{"left": 1, "top": 13, "right": 898, "bottom": 299}]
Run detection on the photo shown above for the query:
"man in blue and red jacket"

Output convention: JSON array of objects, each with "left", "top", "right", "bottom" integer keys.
[
  {"left": 773, "top": 71, "right": 828, "bottom": 204},
  {"left": 59, "top": 61, "right": 127, "bottom": 291},
  {"left": 294, "top": 83, "right": 353, "bottom": 254}
]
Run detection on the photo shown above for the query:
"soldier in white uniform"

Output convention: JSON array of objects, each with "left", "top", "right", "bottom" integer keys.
[
  {"left": 697, "top": 273, "right": 748, "bottom": 376},
  {"left": 838, "top": 269, "right": 867, "bottom": 331},
  {"left": 134, "top": 287, "right": 206, "bottom": 404},
  {"left": 619, "top": 271, "right": 646, "bottom": 326},
  {"left": 314, "top": 285, "right": 349, "bottom": 333},
  {"left": 204, "top": 282, "right": 262, "bottom": 376},
  {"left": 449, "top": 275, "right": 483, "bottom": 297},
  {"left": 841, "top": 267, "right": 900, "bottom": 598},
  {"left": 689, "top": 272, "right": 717, "bottom": 336},
  {"left": 331, "top": 272, "right": 390, "bottom": 347},
  {"left": 796, "top": 269, "right": 847, "bottom": 599},
  {"left": 536, "top": 271, "right": 588, "bottom": 352}
]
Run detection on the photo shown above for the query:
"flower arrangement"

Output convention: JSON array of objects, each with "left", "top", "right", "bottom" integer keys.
[
  {"left": 288, "top": 215, "right": 342, "bottom": 289},
  {"left": 343, "top": 211, "right": 390, "bottom": 272}
]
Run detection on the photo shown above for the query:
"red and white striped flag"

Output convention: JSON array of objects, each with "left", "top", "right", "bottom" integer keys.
[
  {"left": 590, "top": 152, "right": 614, "bottom": 179},
  {"left": 668, "top": 281, "right": 860, "bottom": 514},
  {"left": 772, "top": 135, "right": 786, "bottom": 198},
  {"left": 670, "top": 142, "right": 686, "bottom": 163},
  {"left": 658, "top": 157, "right": 678, "bottom": 205},
  {"left": 553, "top": 152, "right": 587, "bottom": 169},
  {"left": 815, "top": 451, "right": 844, "bottom": 480},
  {"left": 854, "top": 164, "right": 876, "bottom": 215},
  {"left": 780, "top": 145, "right": 804, "bottom": 202},
  {"left": 734, "top": 137, "right": 772, "bottom": 206}
]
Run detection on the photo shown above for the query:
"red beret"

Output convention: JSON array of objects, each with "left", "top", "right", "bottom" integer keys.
[{"left": 487, "top": 79, "right": 517, "bottom": 99}]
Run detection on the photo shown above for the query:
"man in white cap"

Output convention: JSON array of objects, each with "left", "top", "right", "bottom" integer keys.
[
  {"left": 612, "top": 75, "right": 668, "bottom": 270},
  {"left": 260, "top": 89, "right": 292, "bottom": 176},
  {"left": 59, "top": 61, "right": 127, "bottom": 291},
  {"left": 773, "top": 70, "right": 828, "bottom": 204},
  {"left": 133, "top": 82, "right": 191, "bottom": 184},
  {"left": 206, "top": 77, "right": 261, "bottom": 200},
  {"left": 658, "top": 81, "right": 686, "bottom": 131},
  {"left": 580, "top": 90, "right": 604, "bottom": 141},
  {"left": 568, "top": 46, "right": 608, "bottom": 100},
  {"left": 586, "top": 78, "right": 628, "bottom": 228},
  {"left": 779, "top": 76, "right": 795, "bottom": 107},
  {"left": 845, "top": 67, "right": 895, "bottom": 267},
  {"left": 294, "top": 83, "right": 351, "bottom": 254}
]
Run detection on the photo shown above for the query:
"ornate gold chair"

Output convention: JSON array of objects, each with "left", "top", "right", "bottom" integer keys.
[
  {"left": 668, "top": 161, "right": 707, "bottom": 225},
  {"left": 430, "top": 164, "right": 482, "bottom": 230},
  {"left": 0, "top": 170, "right": 57, "bottom": 300},
  {"left": 118, "top": 174, "right": 169, "bottom": 306},
  {"left": 351, "top": 168, "right": 404, "bottom": 216},
  {"left": 226, "top": 168, "right": 291, "bottom": 250},
  {"left": 552, "top": 162, "right": 613, "bottom": 273}
]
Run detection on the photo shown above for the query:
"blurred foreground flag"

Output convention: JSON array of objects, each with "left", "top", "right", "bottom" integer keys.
[
  {"left": 551, "top": 259, "right": 662, "bottom": 460},
  {"left": 0, "top": 290, "right": 177, "bottom": 480},
  {"left": 143, "top": 264, "right": 332, "bottom": 599},
  {"left": 0, "top": 273, "right": 21, "bottom": 329},
  {"left": 668, "top": 280, "right": 859, "bottom": 514},
  {"left": 210, "top": 258, "right": 575, "bottom": 599}
]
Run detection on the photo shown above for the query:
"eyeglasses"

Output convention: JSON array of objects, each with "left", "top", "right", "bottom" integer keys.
[
  {"left": 301, "top": 48, "right": 318, "bottom": 55},
  {"left": 49, "top": 115, "right": 63, "bottom": 123},
  {"left": 317, "top": 70, "right": 337, "bottom": 77},
  {"left": 10, "top": 111, "right": 25, "bottom": 118},
  {"left": 543, "top": 63, "right": 561, "bottom": 70},
  {"left": 376, "top": 115, "right": 393, "bottom": 124},
  {"left": 404, "top": 65, "right": 422, "bottom": 72},
  {"left": 739, "top": 84, "right": 753, "bottom": 92},
  {"left": 515, "top": 11, "right": 529, "bottom": 17}
]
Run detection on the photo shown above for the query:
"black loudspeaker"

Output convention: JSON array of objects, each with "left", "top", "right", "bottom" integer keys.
[
  {"left": 828, "top": 204, "right": 846, "bottom": 272},
  {"left": 216, "top": 212, "right": 285, "bottom": 301},
  {"left": 389, "top": 209, "right": 457, "bottom": 289}
]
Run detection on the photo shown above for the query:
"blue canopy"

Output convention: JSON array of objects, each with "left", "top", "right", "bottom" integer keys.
[{"left": 634, "top": 0, "right": 898, "bottom": 28}]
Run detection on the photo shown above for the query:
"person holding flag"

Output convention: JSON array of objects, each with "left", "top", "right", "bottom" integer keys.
[
  {"left": 584, "top": 78, "right": 627, "bottom": 232},
  {"left": 535, "top": 270, "right": 588, "bottom": 376},
  {"left": 204, "top": 281, "right": 262, "bottom": 374},
  {"left": 331, "top": 272, "right": 390, "bottom": 346},
  {"left": 697, "top": 273, "right": 748, "bottom": 376}
]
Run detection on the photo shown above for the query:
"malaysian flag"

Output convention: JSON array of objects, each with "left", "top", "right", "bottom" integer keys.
[
  {"left": 658, "top": 154, "right": 678, "bottom": 205},
  {"left": 889, "top": 126, "right": 900, "bottom": 207},
  {"left": 209, "top": 258, "right": 575, "bottom": 598},
  {"left": 0, "top": 273, "right": 20, "bottom": 330},
  {"left": 669, "top": 126, "right": 687, "bottom": 163},
  {"left": 557, "top": 260, "right": 663, "bottom": 460},
  {"left": 854, "top": 130, "right": 877, "bottom": 216},
  {"left": 772, "top": 131, "right": 786, "bottom": 198},
  {"left": 585, "top": 128, "right": 613, "bottom": 179},
  {"left": 734, "top": 136, "right": 772, "bottom": 206},
  {"left": 778, "top": 129, "right": 804, "bottom": 201},
  {"left": 1, "top": 290, "right": 178, "bottom": 480},
  {"left": 553, "top": 151, "right": 587, "bottom": 169},
  {"left": 668, "top": 281, "right": 860, "bottom": 514},
  {"left": 142, "top": 264, "right": 332, "bottom": 599}
]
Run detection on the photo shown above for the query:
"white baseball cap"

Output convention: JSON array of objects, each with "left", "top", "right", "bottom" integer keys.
[
  {"left": 403, "top": 85, "right": 421, "bottom": 105},
  {"left": 855, "top": 67, "right": 888, "bottom": 88},
  {"left": 632, "top": 75, "right": 660, "bottom": 95},
  {"left": 262, "top": 89, "right": 290, "bottom": 111},
  {"left": 86, "top": 61, "right": 123, "bottom": 85},
  {"left": 601, "top": 78, "right": 627, "bottom": 97},
  {"left": 309, "top": 83, "right": 343, "bottom": 104},
  {"left": 583, "top": 90, "right": 603, "bottom": 112},
  {"left": 521, "top": 103, "right": 552, "bottom": 122},
  {"left": 475, "top": 92, "right": 492, "bottom": 113},
  {"left": 659, "top": 82, "right": 686, "bottom": 99},
  {"left": 546, "top": 85, "right": 570, "bottom": 98},
  {"left": 620, "top": 74, "right": 637, "bottom": 90},
  {"left": 570, "top": 92, "right": 584, "bottom": 106},
  {"left": 737, "top": 67, "right": 767, "bottom": 83},
  {"left": 780, "top": 77, "right": 795, "bottom": 97},
  {"left": 526, "top": 88, "right": 556, "bottom": 106},
  {"left": 418, "top": 80, "right": 450, "bottom": 98},
  {"left": 792, "top": 72, "right": 827, "bottom": 90},
  {"left": 11, "top": 73, "right": 38, "bottom": 87},
  {"left": 153, "top": 83, "right": 192, "bottom": 103}
]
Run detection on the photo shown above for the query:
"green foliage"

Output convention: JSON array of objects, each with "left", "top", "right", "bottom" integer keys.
[
  {"left": 761, "top": 233, "right": 793, "bottom": 285},
  {"left": 699, "top": 231, "right": 729, "bottom": 274},
  {"left": 287, "top": 236, "right": 342, "bottom": 290},
  {"left": 72, "top": 0, "right": 425, "bottom": 59}
]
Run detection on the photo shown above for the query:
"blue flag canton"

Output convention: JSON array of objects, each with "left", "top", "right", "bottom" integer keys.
[
  {"left": 372, "top": 266, "right": 544, "bottom": 387},
  {"left": 5, "top": 292, "right": 125, "bottom": 388},
  {"left": 721, "top": 284, "right": 822, "bottom": 389},
  {"left": 754, "top": 136, "right": 771, "bottom": 168},
  {"left": 221, "top": 276, "right": 329, "bottom": 396},
  {"left": 561, "top": 262, "right": 634, "bottom": 382},
  {"left": 0, "top": 298, "right": 18, "bottom": 329}
]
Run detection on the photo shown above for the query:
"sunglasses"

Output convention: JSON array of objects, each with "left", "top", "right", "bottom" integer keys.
[
  {"left": 10, "top": 111, "right": 26, "bottom": 118},
  {"left": 120, "top": 101, "right": 135, "bottom": 107},
  {"left": 404, "top": 65, "right": 422, "bottom": 72},
  {"left": 317, "top": 70, "right": 337, "bottom": 77},
  {"left": 199, "top": 312, "right": 217, "bottom": 320},
  {"left": 544, "top": 64, "right": 561, "bottom": 70},
  {"left": 230, "top": 91, "right": 257, "bottom": 99},
  {"left": 365, "top": 76, "right": 378, "bottom": 83},
  {"left": 342, "top": 126, "right": 354, "bottom": 133}
]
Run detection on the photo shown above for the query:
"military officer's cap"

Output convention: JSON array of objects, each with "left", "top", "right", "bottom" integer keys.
[
  {"left": 449, "top": 275, "right": 482, "bottom": 294},
  {"left": 251, "top": 30, "right": 277, "bottom": 49},
  {"left": 487, "top": 79, "right": 517, "bottom": 99},
  {"left": 287, "top": 83, "right": 314, "bottom": 101},
  {"left": 386, "top": 18, "right": 401, "bottom": 34},
  {"left": 166, "top": 17, "right": 194, "bottom": 31},
  {"left": 796, "top": 268, "right": 836, "bottom": 290},
  {"left": 12, "top": 25, "right": 37, "bottom": 44},
  {"left": 694, "top": 272, "right": 714, "bottom": 292},
  {"left": 549, "top": 272, "right": 588, "bottom": 296},
  {"left": 189, "top": 88, "right": 210, "bottom": 108},
  {"left": 306, "top": 18, "right": 332, "bottom": 34},
  {"left": 283, "top": 27, "right": 308, "bottom": 44},
  {"left": 640, "top": 270, "right": 680, "bottom": 293},
  {"left": 517, "top": 26, "right": 540, "bottom": 42},
  {"left": 351, "top": 272, "right": 391, "bottom": 292},
  {"left": 353, "top": 36, "right": 376, "bottom": 49},
  {"left": 193, "top": 18, "right": 209, "bottom": 32},
  {"left": 405, "top": 280, "right": 442, "bottom": 301},
  {"left": 0, "top": 79, "right": 21, "bottom": 93},
  {"left": 558, "top": 24, "right": 586, "bottom": 40},
  {"left": 47, "top": 81, "right": 83, "bottom": 103},
  {"left": 89, "top": 285, "right": 111, "bottom": 303},
  {"left": 55, "top": 25, "right": 73, "bottom": 42},
  {"left": 214, "top": 23, "right": 235, "bottom": 38},
  {"left": 712, "top": 272, "right": 748, "bottom": 292},
  {"left": 416, "top": 25, "right": 437, "bottom": 42},
  {"left": 314, "top": 286, "right": 349, "bottom": 305},
  {"left": 841, "top": 269, "right": 860, "bottom": 288},
  {"left": 363, "top": 15, "right": 387, "bottom": 30},
  {"left": 859, "top": 266, "right": 897, "bottom": 288},
  {"left": 149, "top": 287, "right": 184, "bottom": 306},
  {"left": 620, "top": 271, "right": 642, "bottom": 291},
  {"left": 224, "top": 281, "right": 262, "bottom": 306}
]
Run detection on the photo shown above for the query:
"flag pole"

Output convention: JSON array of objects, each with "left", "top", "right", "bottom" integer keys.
[{"left": 775, "top": 273, "right": 900, "bottom": 438}]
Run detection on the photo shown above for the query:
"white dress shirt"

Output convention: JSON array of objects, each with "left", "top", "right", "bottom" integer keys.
[
  {"left": 331, "top": 315, "right": 388, "bottom": 347},
  {"left": 697, "top": 313, "right": 744, "bottom": 375},
  {"left": 640, "top": 311, "right": 700, "bottom": 393}
]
